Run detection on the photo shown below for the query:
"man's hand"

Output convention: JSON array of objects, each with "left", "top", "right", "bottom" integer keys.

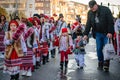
[
  {"left": 107, "top": 33, "right": 112, "bottom": 38},
  {"left": 83, "top": 35, "right": 88, "bottom": 40}
]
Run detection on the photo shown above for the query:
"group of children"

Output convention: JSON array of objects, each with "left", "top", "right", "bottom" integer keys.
[{"left": 0, "top": 13, "right": 87, "bottom": 80}]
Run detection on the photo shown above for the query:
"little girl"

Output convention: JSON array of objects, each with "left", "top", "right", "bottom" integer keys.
[
  {"left": 3, "top": 20, "right": 27, "bottom": 80},
  {"left": 59, "top": 28, "right": 73, "bottom": 72},
  {"left": 73, "top": 33, "right": 87, "bottom": 69}
]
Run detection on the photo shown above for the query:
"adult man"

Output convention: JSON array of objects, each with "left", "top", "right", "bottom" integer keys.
[
  {"left": 83, "top": 0, "right": 114, "bottom": 72},
  {"left": 56, "top": 13, "right": 67, "bottom": 36}
]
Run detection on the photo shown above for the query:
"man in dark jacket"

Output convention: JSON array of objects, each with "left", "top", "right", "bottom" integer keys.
[{"left": 83, "top": 0, "right": 114, "bottom": 72}]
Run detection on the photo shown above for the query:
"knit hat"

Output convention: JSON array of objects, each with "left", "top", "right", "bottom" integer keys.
[
  {"left": 62, "top": 28, "right": 68, "bottom": 33},
  {"left": 89, "top": 0, "right": 97, "bottom": 8}
]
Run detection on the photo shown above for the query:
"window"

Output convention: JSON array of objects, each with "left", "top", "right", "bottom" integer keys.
[
  {"left": 35, "top": 3, "right": 43, "bottom": 7},
  {"left": 29, "top": 4, "right": 33, "bottom": 8},
  {"left": 45, "top": 10, "right": 50, "bottom": 14},
  {"left": 13, "top": 3, "right": 16, "bottom": 8},
  {"left": 2, "top": 3, "right": 9, "bottom": 8},
  {"left": 18, "top": 4, "right": 24, "bottom": 8},
  {"left": 38, "top": 10, "right": 44, "bottom": 13},
  {"left": 46, "top": 4, "right": 49, "bottom": 7},
  {"left": 45, "top": 0, "right": 50, "bottom": 1}
]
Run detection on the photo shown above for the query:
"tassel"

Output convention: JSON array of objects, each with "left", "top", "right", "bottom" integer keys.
[
  {"left": 12, "top": 24, "right": 25, "bottom": 40},
  {"left": 24, "top": 27, "right": 34, "bottom": 41}
]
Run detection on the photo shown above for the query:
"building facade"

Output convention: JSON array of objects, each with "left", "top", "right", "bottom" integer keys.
[
  {"left": 35, "top": 0, "right": 51, "bottom": 16},
  {"left": 0, "top": 0, "right": 88, "bottom": 24},
  {"left": 0, "top": 0, "right": 27, "bottom": 18}
]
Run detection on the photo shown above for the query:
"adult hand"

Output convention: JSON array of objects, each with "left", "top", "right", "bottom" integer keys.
[
  {"left": 107, "top": 33, "right": 112, "bottom": 39},
  {"left": 83, "top": 35, "right": 88, "bottom": 40}
]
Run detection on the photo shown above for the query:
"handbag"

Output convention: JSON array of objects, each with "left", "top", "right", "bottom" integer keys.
[{"left": 103, "top": 38, "right": 115, "bottom": 60}]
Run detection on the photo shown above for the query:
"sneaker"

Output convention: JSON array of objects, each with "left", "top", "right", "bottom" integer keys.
[{"left": 26, "top": 71, "right": 32, "bottom": 77}]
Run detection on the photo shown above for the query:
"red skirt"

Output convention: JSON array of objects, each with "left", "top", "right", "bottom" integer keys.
[{"left": 5, "top": 49, "right": 22, "bottom": 67}]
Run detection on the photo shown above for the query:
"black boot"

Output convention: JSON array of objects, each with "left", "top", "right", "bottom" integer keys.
[
  {"left": 52, "top": 49, "right": 56, "bottom": 58},
  {"left": 14, "top": 73, "right": 19, "bottom": 80},
  {"left": 42, "top": 56, "right": 46, "bottom": 65},
  {"left": 103, "top": 60, "right": 110, "bottom": 72},
  {"left": 65, "top": 61, "right": 68, "bottom": 69},
  {"left": 60, "top": 61, "right": 64, "bottom": 71},
  {"left": 65, "top": 61, "right": 68, "bottom": 74},
  {"left": 97, "top": 61, "right": 103, "bottom": 70},
  {"left": 10, "top": 75, "right": 15, "bottom": 80},
  {"left": 35, "top": 61, "right": 39, "bottom": 69},
  {"left": 46, "top": 53, "right": 49, "bottom": 62}
]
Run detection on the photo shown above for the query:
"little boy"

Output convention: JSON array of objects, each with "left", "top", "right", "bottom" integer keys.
[{"left": 73, "top": 33, "right": 87, "bottom": 69}]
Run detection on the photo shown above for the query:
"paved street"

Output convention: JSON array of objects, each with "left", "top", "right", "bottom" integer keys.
[{"left": 0, "top": 38, "right": 120, "bottom": 80}]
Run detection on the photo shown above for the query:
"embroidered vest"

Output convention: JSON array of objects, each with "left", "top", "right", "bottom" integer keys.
[{"left": 5, "top": 31, "right": 23, "bottom": 59}]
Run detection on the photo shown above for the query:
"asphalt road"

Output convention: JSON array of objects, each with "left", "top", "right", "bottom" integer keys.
[{"left": 0, "top": 38, "right": 120, "bottom": 80}]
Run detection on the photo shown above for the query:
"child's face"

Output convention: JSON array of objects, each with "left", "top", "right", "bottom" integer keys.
[
  {"left": 10, "top": 23, "right": 17, "bottom": 31},
  {"left": 34, "top": 20, "right": 38, "bottom": 26},
  {"left": 77, "top": 36, "right": 81, "bottom": 40},
  {"left": 62, "top": 32, "right": 68, "bottom": 36}
]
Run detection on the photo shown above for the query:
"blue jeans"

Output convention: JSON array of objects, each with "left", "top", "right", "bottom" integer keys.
[{"left": 96, "top": 33, "right": 108, "bottom": 62}]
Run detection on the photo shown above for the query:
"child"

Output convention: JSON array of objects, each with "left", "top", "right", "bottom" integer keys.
[
  {"left": 3, "top": 20, "right": 27, "bottom": 80},
  {"left": 59, "top": 28, "right": 73, "bottom": 72},
  {"left": 73, "top": 33, "right": 86, "bottom": 69}
]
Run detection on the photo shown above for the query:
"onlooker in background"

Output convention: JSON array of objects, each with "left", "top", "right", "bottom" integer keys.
[
  {"left": 114, "top": 13, "right": 120, "bottom": 58},
  {"left": 56, "top": 13, "right": 67, "bottom": 36},
  {"left": 83, "top": 0, "right": 114, "bottom": 72},
  {"left": 71, "top": 15, "right": 84, "bottom": 40},
  {"left": 0, "top": 15, "right": 9, "bottom": 32},
  {"left": 14, "top": 16, "right": 21, "bottom": 25}
]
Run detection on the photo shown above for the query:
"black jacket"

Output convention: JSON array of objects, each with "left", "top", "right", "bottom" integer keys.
[{"left": 84, "top": 5, "right": 114, "bottom": 38}]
